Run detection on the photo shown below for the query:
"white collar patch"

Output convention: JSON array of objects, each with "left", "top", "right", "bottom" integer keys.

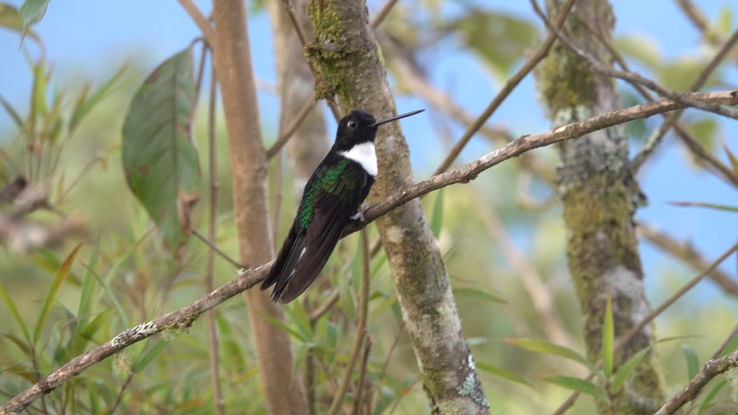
[{"left": 340, "top": 142, "right": 377, "bottom": 176}]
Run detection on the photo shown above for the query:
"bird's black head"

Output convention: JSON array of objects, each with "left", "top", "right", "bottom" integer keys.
[{"left": 333, "top": 109, "right": 424, "bottom": 152}]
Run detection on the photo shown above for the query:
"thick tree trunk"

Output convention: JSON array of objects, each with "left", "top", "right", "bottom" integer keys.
[
  {"left": 306, "top": 1, "right": 489, "bottom": 413},
  {"left": 536, "top": 1, "right": 664, "bottom": 413},
  {"left": 210, "top": 1, "right": 308, "bottom": 414},
  {"left": 266, "top": 0, "right": 330, "bottom": 191}
]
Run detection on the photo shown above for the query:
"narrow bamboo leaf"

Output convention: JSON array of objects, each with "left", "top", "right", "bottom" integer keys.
[
  {"left": 602, "top": 293, "right": 614, "bottom": 378},
  {"left": 257, "top": 312, "right": 307, "bottom": 342},
  {"left": 611, "top": 347, "right": 649, "bottom": 393},
  {"left": 430, "top": 188, "right": 444, "bottom": 238},
  {"left": 698, "top": 379, "right": 727, "bottom": 414},
  {"left": 2, "top": 332, "right": 33, "bottom": 357},
  {"left": 80, "top": 308, "right": 114, "bottom": 341},
  {"left": 284, "top": 300, "right": 314, "bottom": 342},
  {"left": 682, "top": 344, "right": 699, "bottom": 381},
  {"left": 122, "top": 48, "right": 200, "bottom": 252},
  {"left": 89, "top": 266, "right": 127, "bottom": 327},
  {"left": 0, "top": 95, "right": 25, "bottom": 131},
  {"left": 476, "top": 361, "right": 531, "bottom": 387},
  {"left": 34, "top": 243, "right": 82, "bottom": 342},
  {"left": 669, "top": 201, "right": 738, "bottom": 213},
  {"left": 76, "top": 244, "right": 100, "bottom": 330},
  {"left": 717, "top": 331, "right": 738, "bottom": 357},
  {"left": 506, "top": 338, "right": 598, "bottom": 374},
  {"left": 133, "top": 339, "right": 170, "bottom": 373},
  {"left": 19, "top": 0, "right": 49, "bottom": 27},
  {"left": 452, "top": 287, "right": 506, "bottom": 304},
  {"left": 544, "top": 375, "right": 609, "bottom": 403},
  {"left": 29, "top": 57, "right": 47, "bottom": 133},
  {"left": 0, "top": 281, "right": 31, "bottom": 342},
  {"left": 0, "top": 3, "right": 40, "bottom": 42},
  {"left": 69, "top": 66, "right": 127, "bottom": 133}
]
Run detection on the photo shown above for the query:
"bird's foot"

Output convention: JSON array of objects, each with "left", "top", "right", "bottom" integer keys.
[{"left": 350, "top": 205, "right": 369, "bottom": 223}]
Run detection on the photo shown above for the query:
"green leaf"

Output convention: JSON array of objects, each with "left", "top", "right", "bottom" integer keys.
[
  {"left": 133, "top": 339, "right": 170, "bottom": 373},
  {"left": 0, "top": 3, "right": 40, "bottom": 42},
  {"left": 34, "top": 243, "right": 82, "bottom": 343},
  {"left": 611, "top": 347, "right": 649, "bottom": 393},
  {"left": 476, "top": 361, "right": 531, "bottom": 387},
  {"left": 19, "top": 0, "right": 50, "bottom": 27},
  {"left": 452, "top": 287, "right": 506, "bottom": 304},
  {"left": 69, "top": 66, "right": 127, "bottom": 133},
  {"left": 669, "top": 201, "right": 738, "bottom": 213},
  {"left": 76, "top": 244, "right": 100, "bottom": 330},
  {"left": 506, "top": 338, "right": 598, "bottom": 374},
  {"left": 430, "top": 188, "right": 444, "bottom": 238},
  {"left": 29, "top": 57, "right": 48, "bottom": 133},
  {"left": 698, "top": 379, "right": 727, "bottom": 414},
  {"left": 122, "top": 48, "right": 200, "bottom": 253},
  {"left": 602, "top": 293, "right": 614, "bottom": 378},
  {"left": 0, "top": 95, "right": 26, "bottom": 132},
  {"left": 682, "top": 344, "right": 699, "bottom": 381},
  {"left": 0, "top": 281, "right": 31, "bottom": 342},
  {"left": 544, "top": 375, "right": 609, "bottom": 403},
  {"left": 444, "top": 10, "right": 539, "bottom": 79},
  {"left": 716, "top": 5, "right": 733, "bottom": 35}
]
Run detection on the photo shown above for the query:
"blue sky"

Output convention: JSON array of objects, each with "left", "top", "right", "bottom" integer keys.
[{"left": 1, "top": 0, "right": 736, "bottom": 293}]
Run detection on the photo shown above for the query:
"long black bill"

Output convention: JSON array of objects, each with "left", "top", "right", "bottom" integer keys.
[{"left": 370, "top": 109, "right": 424, "bottom": 127}]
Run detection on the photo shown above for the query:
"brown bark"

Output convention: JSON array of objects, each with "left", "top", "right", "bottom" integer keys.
[
  {"left": 537, "top": 0, "right": 664, "bottom": 413},
  {"left": 306, "top": 1, "right": 489, "bottom": 413},
  {"left": 210, "top": 1, "right": 308, "bottom": 414},
  {"left": 266, "top": 0, "right": 330, "bottom": 193}
]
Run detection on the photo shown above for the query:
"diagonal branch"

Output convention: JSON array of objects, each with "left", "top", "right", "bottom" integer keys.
[{"left": 2, "top": 89, "right": 737, "bottom": 415}]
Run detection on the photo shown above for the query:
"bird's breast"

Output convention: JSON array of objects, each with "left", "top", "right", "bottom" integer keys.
[{"left": 339, "top": 142, "right": 377, "bottom": 176}]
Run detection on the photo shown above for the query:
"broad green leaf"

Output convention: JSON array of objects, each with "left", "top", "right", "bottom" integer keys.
[
  {"left": 122, "top": 48, "right": 200, "bottom": 253},
  {"left": 133, "top": 339, "right": 170, "bottom": 373},
  {"left": 698, "top": 379, "right": 727, "bottom": 414},
  {"left": 430, "top": 188, "right": 444, "bottom": 238},
  {"left": 611, "top": 347, "right": 649, "bottom": 393},
  {"left": 602, "top": 293, "right": 614, "bottom": 378},
  {"left": 506, "top": 338, "right": 598, "bottom": 374},
  {"left": 476, "top": 361, "right": 531, "bottom": 387},
  {"left": 544, "top": 375, "right": 609, "bottom": 403},
  {"left": 0, "top": 281, "right": 31, "bottom": 342},
  {"left": 452, "top": 287, "right": 506, "bottom": 304},
  {"left": 682, "top": 344, "right": 699, "bottom": 381},
  {"left": 19, "top": 0, "right": 49, "bottom": 27},
  {"left": 444, "top": 10, "right": 539, "bottom": 79},
  {"left": 34, "top": 243, "right": 82, "bottom": 342}
]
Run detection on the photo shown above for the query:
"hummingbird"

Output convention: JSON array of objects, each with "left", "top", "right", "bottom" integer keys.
[{"left": 261, "top": 108, "right": 424, "bottom": 303}]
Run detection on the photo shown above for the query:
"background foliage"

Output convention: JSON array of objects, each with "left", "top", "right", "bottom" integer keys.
[{"left": 1, "top": 0, "right": 737, "bottom": 413}]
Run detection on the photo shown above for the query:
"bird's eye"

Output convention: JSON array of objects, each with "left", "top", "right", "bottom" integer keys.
[{"left": 347, "top": 119, "right": 357, "bottom": 128}]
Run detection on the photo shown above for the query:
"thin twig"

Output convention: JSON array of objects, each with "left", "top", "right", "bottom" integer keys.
[
  {"left": 266, "top": 97, "right": 317, "bottom": 159},
  {"left": 630, "top": 27, "right": 738, "bottom": 170},
  {"left": 351, "top": 338, "right": 372, "bottom": 415},
  {"left": 370, "top": 0, "right": 399, "bottom": 29},
  {"left": 190, "top": 227, "right": 244, "bottom": 268},
  {"left": 281, "top": 0, "right": 309, "bottom": 48},
  {"left": 655, "top": 351, "right": 738, "bottom": 415},
  {"left": 205, "top": 55, "right": 226, "bottom": 415},
  {"left": 327, "top": 229, "right": 371, "bottom": 415},
  {"left": 178, "top": 0, "right": 214, "bottom": 44},
  {"left": 3, "top": 89, "right": 738, "bottom": 414},
  {"left": 432, "top": 0, "right": 577, "bottom": 175},
  {"left": 639, "top": 223, "right": 738, "bottom": 296},
  {"left": 309, "top": 290, "right": 340, "bottom": 323},
  {"left": 531, "top": 0, "right": 738, "bottom": 120}
]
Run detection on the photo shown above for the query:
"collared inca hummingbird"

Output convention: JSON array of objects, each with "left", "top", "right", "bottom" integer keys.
[{"left": 261, "top": 109, "right": 424, "bottom": 303}]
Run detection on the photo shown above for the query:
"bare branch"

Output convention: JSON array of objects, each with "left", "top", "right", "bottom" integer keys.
[
  {"left": 178, "top": 0, "right": 214, "bottom": 44},
  {"left": 655, "top": 351, "right": 738, "bottom": 415}
]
